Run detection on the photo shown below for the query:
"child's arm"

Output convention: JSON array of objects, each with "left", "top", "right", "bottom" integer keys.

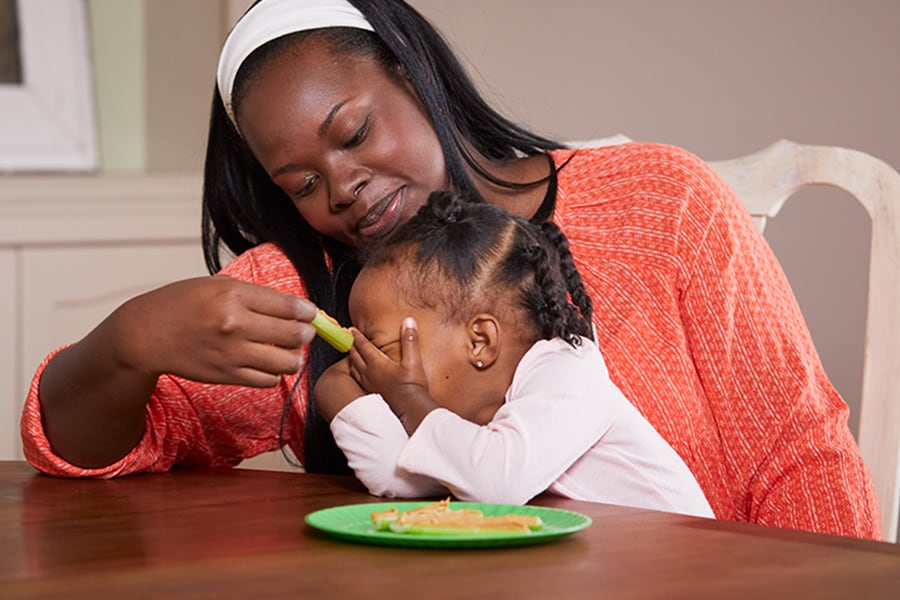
[
  {"left": 394, "top": 339, "right": 616, "bottom": 505},
  {"left": 313, "top": 358, "right": 366, "bottom": 423},
  {"left": 314, "top": 359, "right": 447, "bottom": 499},
  {"left": 329, "top": 394, "right": 448, "bottom": 499},
  {"left": 343, "top": 322, "right": 596, "bottom": 505}
]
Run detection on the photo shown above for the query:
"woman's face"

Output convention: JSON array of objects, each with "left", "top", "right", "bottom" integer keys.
[{"left": 236, "top": 39, "right": 448, "bottom": 246}]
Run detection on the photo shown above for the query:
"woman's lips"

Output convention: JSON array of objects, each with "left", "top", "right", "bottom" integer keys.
[{"left": 357, "top": 189, "right": 404, "bottom": 240}]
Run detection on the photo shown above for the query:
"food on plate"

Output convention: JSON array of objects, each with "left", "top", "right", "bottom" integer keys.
[{"left": 371, "top": 498, "right": 544, "bottom": 535}]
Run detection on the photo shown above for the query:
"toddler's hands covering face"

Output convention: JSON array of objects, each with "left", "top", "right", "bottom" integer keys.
[{"left": 348, "top": 317, "right": 436, "bottom": 434}]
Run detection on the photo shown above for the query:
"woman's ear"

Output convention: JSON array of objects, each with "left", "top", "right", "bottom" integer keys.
[{"left": 467, "top": 313, "right": 500, "bottom": 370}]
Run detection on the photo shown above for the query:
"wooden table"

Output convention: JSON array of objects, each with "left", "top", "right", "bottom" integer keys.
[{"left": 1, "top": 461, "right": 898, "bottom": 599}]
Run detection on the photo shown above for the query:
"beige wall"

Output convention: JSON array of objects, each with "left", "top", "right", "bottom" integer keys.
[
  {"left": 88, "top": 0, "right": 227, "bottom": 173},
  {"left": 144, "top": 1, "right": 227, "bottom": 172},
  {"left": 92, "top": 0, "right": 900, "bottom": 433},
  {"left": 87, "top": 0, "right": 143, "bottom": 171}
]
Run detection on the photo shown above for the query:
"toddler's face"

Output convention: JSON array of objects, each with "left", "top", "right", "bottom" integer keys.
[{"left": 348, "top": 265, "right": 500, "bottom": 425}]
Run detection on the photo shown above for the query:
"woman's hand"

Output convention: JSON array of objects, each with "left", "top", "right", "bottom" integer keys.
[
  {"left": 347, "top": 317, "right": 436, "bottom": 434},
  {"left": 313, "top": 359, "right": 367, "bottom": 423},
  {"left": 114, "top": 275, "right": 318, "bottom": 387}
]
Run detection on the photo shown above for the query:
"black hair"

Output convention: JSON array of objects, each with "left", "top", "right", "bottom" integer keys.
[
  {"left": 364, "top": 190, "right": 593, "bottom": 347},
  {"left": 201, "top": 0, "right": 566, "bottom": 474}
]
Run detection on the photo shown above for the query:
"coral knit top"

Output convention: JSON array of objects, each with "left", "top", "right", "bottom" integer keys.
[{"left": 20, "top": 142, "right": 881, "bottom": 540}]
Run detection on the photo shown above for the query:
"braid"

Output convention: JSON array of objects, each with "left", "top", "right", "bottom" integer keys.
[
  {"left": 520, "top": 224, "right": 593, "bottom": 347},
  {"left": 522, "top": 242, "right": 560, "bottom": 341},
  {"left": 540, "top": 222, "right": 593, "bottom": 333}
]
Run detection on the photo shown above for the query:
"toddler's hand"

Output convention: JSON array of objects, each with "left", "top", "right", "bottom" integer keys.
[{"left": 348, "top": 317, "right": 435, "bottom": 433}]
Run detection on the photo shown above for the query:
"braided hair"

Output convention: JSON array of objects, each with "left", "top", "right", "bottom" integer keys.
[{"left": 363, "top": 190, "right": 593, "bottom": 347}]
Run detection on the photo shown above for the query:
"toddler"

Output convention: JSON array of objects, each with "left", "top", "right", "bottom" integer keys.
[{"left": 315, "top": 191, "right": 713, "bottom": 518}]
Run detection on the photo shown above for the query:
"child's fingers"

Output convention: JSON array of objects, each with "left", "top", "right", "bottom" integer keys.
[
  {"left": 399, "top": 317, "right": 423, "bottom": 373},
  {"left": 349, "top": 327, "right": 382, "bottom": 365},
  {"left": 347, "top": 329, "right": 368, "bottom": 376},
  {"left": 347, "top": 327, "right": 395, "bottom": 388}
]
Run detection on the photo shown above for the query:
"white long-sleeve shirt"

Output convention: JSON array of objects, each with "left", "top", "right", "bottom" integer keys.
[{"left": 330, "top": 337, "right": 714, "bottom": 518}]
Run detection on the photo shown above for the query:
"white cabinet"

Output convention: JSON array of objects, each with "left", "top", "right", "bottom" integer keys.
[
  {"left": 0, "top": 174, "right": 207, "bottom": 460},
  {"left": 0, "top": 250, "right": 16, "bottom": 459}
]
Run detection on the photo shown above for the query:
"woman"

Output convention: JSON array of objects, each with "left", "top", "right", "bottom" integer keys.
[{"left": 21, "top": 0, "right": 880, "bottom": 539}]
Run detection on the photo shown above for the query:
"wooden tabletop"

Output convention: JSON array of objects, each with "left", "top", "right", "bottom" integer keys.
[{"left": 1, "top": 461, "right": 898, "bottom": 599}]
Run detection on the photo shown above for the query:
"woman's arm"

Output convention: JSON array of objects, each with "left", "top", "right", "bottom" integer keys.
[
  {"left": 673, "top": 151, "right": 881, "bottom": 538},
  {"left": 38, "top": 275, "right": 316, "bottom": 468},
  {"left": 25, "top": 241, "right": 320, "bottom": 473}
]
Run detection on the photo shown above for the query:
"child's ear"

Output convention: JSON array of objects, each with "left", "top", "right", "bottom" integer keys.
[{"left": 466, "top": 313, "right": 500, "bottom": 370}]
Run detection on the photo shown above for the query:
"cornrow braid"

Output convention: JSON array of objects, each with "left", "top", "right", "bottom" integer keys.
[
  {"left": 364, "top": 190, "right": 594, "bottom": 349},
  {"left": 518, "top": 232, "right": 592, "bottom": 347},
  {"left": 539, "top": 221, "right": 593, "bottom": 328},
  {"left": 522, "top": 240, "right": 571, "bottom": 343}
]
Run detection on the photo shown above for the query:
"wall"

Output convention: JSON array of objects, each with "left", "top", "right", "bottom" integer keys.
[
  {"left": 87, "top": 0, "right": 225, "bottom": 173},
  {"left": 88, "top": 0, "right": 144, "bottom": 171},
  {"left": 144, "top": 1, "right": 225, "bottom": 172}
]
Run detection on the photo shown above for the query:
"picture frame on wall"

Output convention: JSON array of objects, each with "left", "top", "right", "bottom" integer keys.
[{"left": 0, "top": 0, "right": 97, "bottom": 172}]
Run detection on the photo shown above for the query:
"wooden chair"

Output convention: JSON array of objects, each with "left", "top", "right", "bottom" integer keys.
[
  {"left": 580, "top": 136, "right": 900, "bottom": 541},
  {"left": 708, "top": 139, "right": 900, "bottom": 542}
]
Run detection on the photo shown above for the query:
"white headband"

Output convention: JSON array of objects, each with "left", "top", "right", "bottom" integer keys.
[{"left": 216, "top": 0, "right": 374, "bottom": 125}]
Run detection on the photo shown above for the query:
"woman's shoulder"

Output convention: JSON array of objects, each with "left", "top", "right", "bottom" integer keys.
[
  {"left": 549, "top": 141, "right": 744, "bottom": 267},
  {"left": 219, "top": 242, "right": 306, "bottom": 295},
  {"left": 552, "top": 140, "right": 720, "bottom": 188},
  {"left": 551, "top": 140, "right": 732, "bottom": 225}
]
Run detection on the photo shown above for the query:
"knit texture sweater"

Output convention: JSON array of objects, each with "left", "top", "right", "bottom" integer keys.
[{"left": 20, "top": 142, "right": 881, "bottom": 539}]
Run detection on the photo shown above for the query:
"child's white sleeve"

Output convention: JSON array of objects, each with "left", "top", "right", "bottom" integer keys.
[
  {"left": 329, "top": 393, "right": 448, "bottom": 498},
  {"left": 396, "top": 339, "right": 612, "bottom": 504}
]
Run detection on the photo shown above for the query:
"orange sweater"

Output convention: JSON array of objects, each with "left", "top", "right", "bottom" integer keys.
[{"left": 20, "top": 142, "right": 880, "bottom": 539}]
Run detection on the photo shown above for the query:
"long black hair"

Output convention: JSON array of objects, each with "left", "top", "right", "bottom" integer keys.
[{"left": 201, "top": 0, "right": 565, "bottom": 474}]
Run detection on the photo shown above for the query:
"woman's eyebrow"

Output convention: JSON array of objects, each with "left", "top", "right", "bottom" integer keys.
[
  {"left": 269, "top": 100, "right": 352, "bottom": 178},
  {"left": 318, "top": 100, "right": 349, "bottom": 138}
]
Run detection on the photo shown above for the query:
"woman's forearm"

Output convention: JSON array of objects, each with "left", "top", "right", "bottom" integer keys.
[
  {"left": 38, "top": 312, "right": 158, "bottom": 469},
  {"left": 33, "top": 275, "right": 319, "bottom": 469}
]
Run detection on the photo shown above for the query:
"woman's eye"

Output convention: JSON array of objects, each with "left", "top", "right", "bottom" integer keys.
[
  {"left": 295, "top": 175, "right": 319, "bottom": 198},
  {"left": 343, "top": 117, "right": 370, "bottom": 149}
]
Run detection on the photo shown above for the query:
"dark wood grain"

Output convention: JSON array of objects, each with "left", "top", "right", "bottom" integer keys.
[{"left": 1, "top": 461, "right": 897, "bottom": 599}]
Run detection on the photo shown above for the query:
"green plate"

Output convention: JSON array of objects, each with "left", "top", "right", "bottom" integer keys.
[{"left": 305, "top": 501, "right": 592, "bottom": 549}]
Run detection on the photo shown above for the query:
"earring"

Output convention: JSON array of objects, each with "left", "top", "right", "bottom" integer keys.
[{"left": 475, "top": 360, "right": 484, "bottom": 369}]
